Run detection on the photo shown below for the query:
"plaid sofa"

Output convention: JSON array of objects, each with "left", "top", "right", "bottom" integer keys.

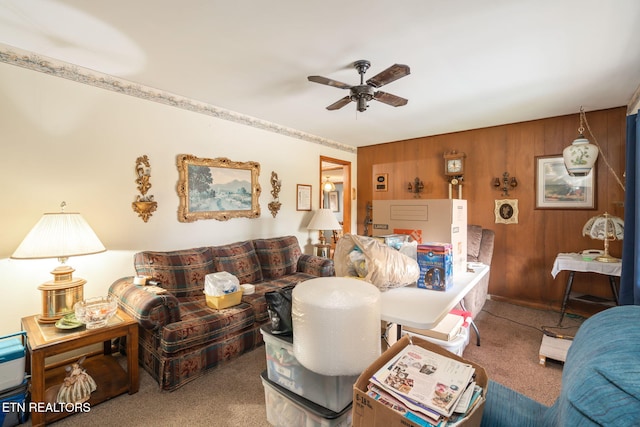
[{"left": 109, "top": 236, "right": 334, "bottom": 391}]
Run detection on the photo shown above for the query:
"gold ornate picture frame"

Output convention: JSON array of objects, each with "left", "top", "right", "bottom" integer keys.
[{"left": 177, "top": 154, "right": 261, "bottom": 222}]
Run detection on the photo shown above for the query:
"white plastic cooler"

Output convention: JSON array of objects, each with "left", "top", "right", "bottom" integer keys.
[{"left": 0, "top": 332, "right": 26, "bottom": 391}]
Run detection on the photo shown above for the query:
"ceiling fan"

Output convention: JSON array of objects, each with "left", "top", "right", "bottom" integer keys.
[{"left": 308, "top": 60, "right": 410, "bottom": 112}]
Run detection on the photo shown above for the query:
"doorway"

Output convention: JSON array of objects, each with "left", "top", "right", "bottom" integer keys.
[{"left": 320, "top": 156, "right": 352, "bottom": 240}]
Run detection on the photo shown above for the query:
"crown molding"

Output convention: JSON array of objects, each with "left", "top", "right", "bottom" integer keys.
[{"left": 0, "top": 44, "right": 356, "bottom": 154}]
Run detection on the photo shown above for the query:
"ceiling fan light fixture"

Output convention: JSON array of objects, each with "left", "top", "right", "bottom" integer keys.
[
  {"left": 308, "top": 60, "right": 410, "bottom": 113},
  {"left": 356, "top": 96, "right": 368, "bottom": 112}
]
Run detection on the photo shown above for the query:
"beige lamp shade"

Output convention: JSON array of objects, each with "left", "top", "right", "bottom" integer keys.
[
  {"left": 307, "top": 208, "right": 341, "bottom": 246},
  {"left": 12, "top": 212, "right": 106, "bottom": 261},
  {"left": 307, "top": 208, "right": 341, "bottom": 231},
  {"left": 582, "top": 212, "right": 623, "bottom": 263}
]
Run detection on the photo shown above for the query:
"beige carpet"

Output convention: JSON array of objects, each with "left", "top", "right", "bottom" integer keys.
[
  {"left": 464, "top": 298, "right": 584, "bottom": 407},
  {"left": 23, "top": 299, "right": 584, "bottom": 426}
]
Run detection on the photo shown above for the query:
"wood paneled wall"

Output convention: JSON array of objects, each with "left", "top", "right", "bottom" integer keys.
[{"left": 357, "top": 107, "right": 626, "bottom": 310}]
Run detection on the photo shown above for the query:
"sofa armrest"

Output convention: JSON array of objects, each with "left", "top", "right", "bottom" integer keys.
[
  {"left": 297, "top": 254, "right": 335, "bottom": 277},
  {"left": 108, "top": 277, "right": 181, "bottom": 331}
]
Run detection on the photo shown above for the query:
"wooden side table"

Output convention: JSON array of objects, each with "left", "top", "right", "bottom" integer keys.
[{"left": 21, "top": 309, "right": 139, "bottom": 426}]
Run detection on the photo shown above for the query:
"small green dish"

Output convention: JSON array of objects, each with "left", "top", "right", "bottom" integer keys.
[{"left": 55, "top": 313, "right": 84, "bottom": 330}]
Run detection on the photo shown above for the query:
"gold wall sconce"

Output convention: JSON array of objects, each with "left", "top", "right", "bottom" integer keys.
[
  {"left": 132, "top": 155, "right": 158, "bottom": 222},
  {"left": 268, "top": 171, "right": 282, "bottom": 218},
  {"left": 407, "top": 177, "right": 425, "bottom": 198},
  {"left": 494, "top": 172, "right": 518, "bottom": 196}
]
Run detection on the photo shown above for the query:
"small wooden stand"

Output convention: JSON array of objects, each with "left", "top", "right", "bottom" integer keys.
[{"left": 538, "top": 334, "right": 572, "bottom": 366}]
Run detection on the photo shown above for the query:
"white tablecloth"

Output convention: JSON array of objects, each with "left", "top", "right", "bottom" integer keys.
[{"left": 551, "top": 253, "right": 622, "bottom": 279}]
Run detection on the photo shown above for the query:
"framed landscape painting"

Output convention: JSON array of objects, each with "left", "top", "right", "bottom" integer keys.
[
  {"left": 177, "top": 154, "right": 261, "bottom": 222},
  {"left": 535, "top": 155, "right": 596, "bottom": 209}
]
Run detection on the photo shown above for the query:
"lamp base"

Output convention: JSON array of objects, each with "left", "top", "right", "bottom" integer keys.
[
  {"left": 37, "top": 265, "right": 86, "bottom": 323},
  {"left": 595, "top": 254, "right": 620, "bottom": 263}
]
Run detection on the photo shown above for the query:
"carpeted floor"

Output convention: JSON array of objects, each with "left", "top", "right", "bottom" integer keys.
[
  {"left": 464, "top": 298, "right": 584, "bottom": 407},
  {"left": 22, "top": 299, "right": 584, "bottom": 426}
]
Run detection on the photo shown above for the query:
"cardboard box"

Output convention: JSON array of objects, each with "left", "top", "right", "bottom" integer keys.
[
  {"left": 352, "top": 335, "right": 487, "bottom": 427},
  {"left": 205, "top": 290, "right": 242, "bottom": 309},
  {"left": 403, "top": 323, "right": 470, "bottom": 357},
  {"left": 416, "top": 242, "right": 453, "bottom": 291},
  {"left": 404, "top": 312, "right": 465, "bottom": 341},
  {"left": 372, "top": 199, "right": 467, "bottom": 276}
]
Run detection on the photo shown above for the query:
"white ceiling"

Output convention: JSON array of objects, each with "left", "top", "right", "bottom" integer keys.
[{"left": 1, "top": 0, "right": 639, "bottom": 148}]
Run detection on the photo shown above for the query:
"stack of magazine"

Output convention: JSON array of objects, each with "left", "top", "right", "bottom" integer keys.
[{"left": 366, "top": 344, "right": 485, "bottom": 427}]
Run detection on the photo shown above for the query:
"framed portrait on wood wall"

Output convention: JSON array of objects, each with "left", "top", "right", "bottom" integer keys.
[
  {"left": 177, "top": 154, "right": 261, "bottom": 222},
  {"left": 535, "top": 155, "right": 596, "bottom": 209}
]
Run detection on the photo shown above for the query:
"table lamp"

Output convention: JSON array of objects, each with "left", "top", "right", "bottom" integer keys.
[
  {"left": 307, "top": 208, "right": 341, "bottom": 245},
  {"left": 582, "top": 212, "right": 624, "bottom": 263},
  {"left": 11, "top": 202, "right": 106, "bottom": 323}
]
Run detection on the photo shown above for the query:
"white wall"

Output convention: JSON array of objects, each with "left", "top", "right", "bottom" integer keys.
[{"left": 0, "top": 62, "right": 356, "bottom": 334}]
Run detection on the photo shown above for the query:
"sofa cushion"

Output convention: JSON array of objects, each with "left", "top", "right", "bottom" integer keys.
[
  {"left": 253, "top": 236, "right": 301, "bottom": 279},
  {"left": 160, "top": 297, "right": 256, "bottom": 355},
  {"left": 134, "top": 247, "right": 214, "bottom": 297},
  {"left": 210, "top": 240, "right": 263, "bottom": 284}
]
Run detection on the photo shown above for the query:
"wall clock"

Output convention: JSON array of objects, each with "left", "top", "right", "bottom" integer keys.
[
  {"left": 444, "top": 150, "right": 466, "bottom": 176},
  {"left": 495, "top": 199, "right": 519, "bottom": 224}
]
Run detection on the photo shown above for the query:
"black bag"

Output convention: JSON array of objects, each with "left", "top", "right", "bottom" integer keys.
[{"left": 264, "top": 285, "right": 295, "bottom": 335}]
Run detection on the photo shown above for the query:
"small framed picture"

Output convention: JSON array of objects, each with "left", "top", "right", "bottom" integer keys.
[
  {"left": 494, "top": 199, "right": 519, "bottom": 224},
  {"left": 535, "top": 155, "right": 596, "bottom": 209},
  {"left": 329, "top": 191, "right": 339, "bottom": 212},
  {"left": 296, "top": 184, "right": 312, "bottom": 211}
]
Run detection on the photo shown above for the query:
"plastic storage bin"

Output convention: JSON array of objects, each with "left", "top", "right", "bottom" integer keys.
[
  {"left": 260, "top": 325, "right": 357, "bottom": 412},
  {"left": 0, "top": 377, "right": 29, "bottom": 427},
  {"left": 261, "top": 371, "right": 351, "bottom": 427},
  {"left": 0, "top": 332, "right": 26, "bottom": 391}
]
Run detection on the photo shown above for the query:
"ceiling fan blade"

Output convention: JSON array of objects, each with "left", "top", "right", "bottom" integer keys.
[
  {"left": 366, "top": 64, "right": 410, "bottom": 88},
  {"left": 326, "top": 96, "right": 353, "bottom": 110},
  {"left": 373, "top": 91, "right": 408, "bottom": 107},
  {"left": 307, "top": 75, "right": 353, "bottom": 90}
]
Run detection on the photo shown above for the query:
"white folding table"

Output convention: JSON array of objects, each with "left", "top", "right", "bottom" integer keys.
[{"left": 380, "top": 263, "right": 489, "bottom": 344}]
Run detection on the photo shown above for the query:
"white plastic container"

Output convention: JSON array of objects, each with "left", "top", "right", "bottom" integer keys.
[
  {"left": 261, "top": 371, "right": 352, "bottom": 427},
  {"left": 0, "top": 332, "right": 26, "bottom": 391},
  {"left": 403, "top": 324, "right": 470, "bottom": 356},
  {"left": 260, "top": 325, "right": 357, "bottom": 412}
]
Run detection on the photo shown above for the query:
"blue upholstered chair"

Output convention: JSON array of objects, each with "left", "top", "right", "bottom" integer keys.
[{"left": 481, "top": 305, "right": 640, "bottom": 427}]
